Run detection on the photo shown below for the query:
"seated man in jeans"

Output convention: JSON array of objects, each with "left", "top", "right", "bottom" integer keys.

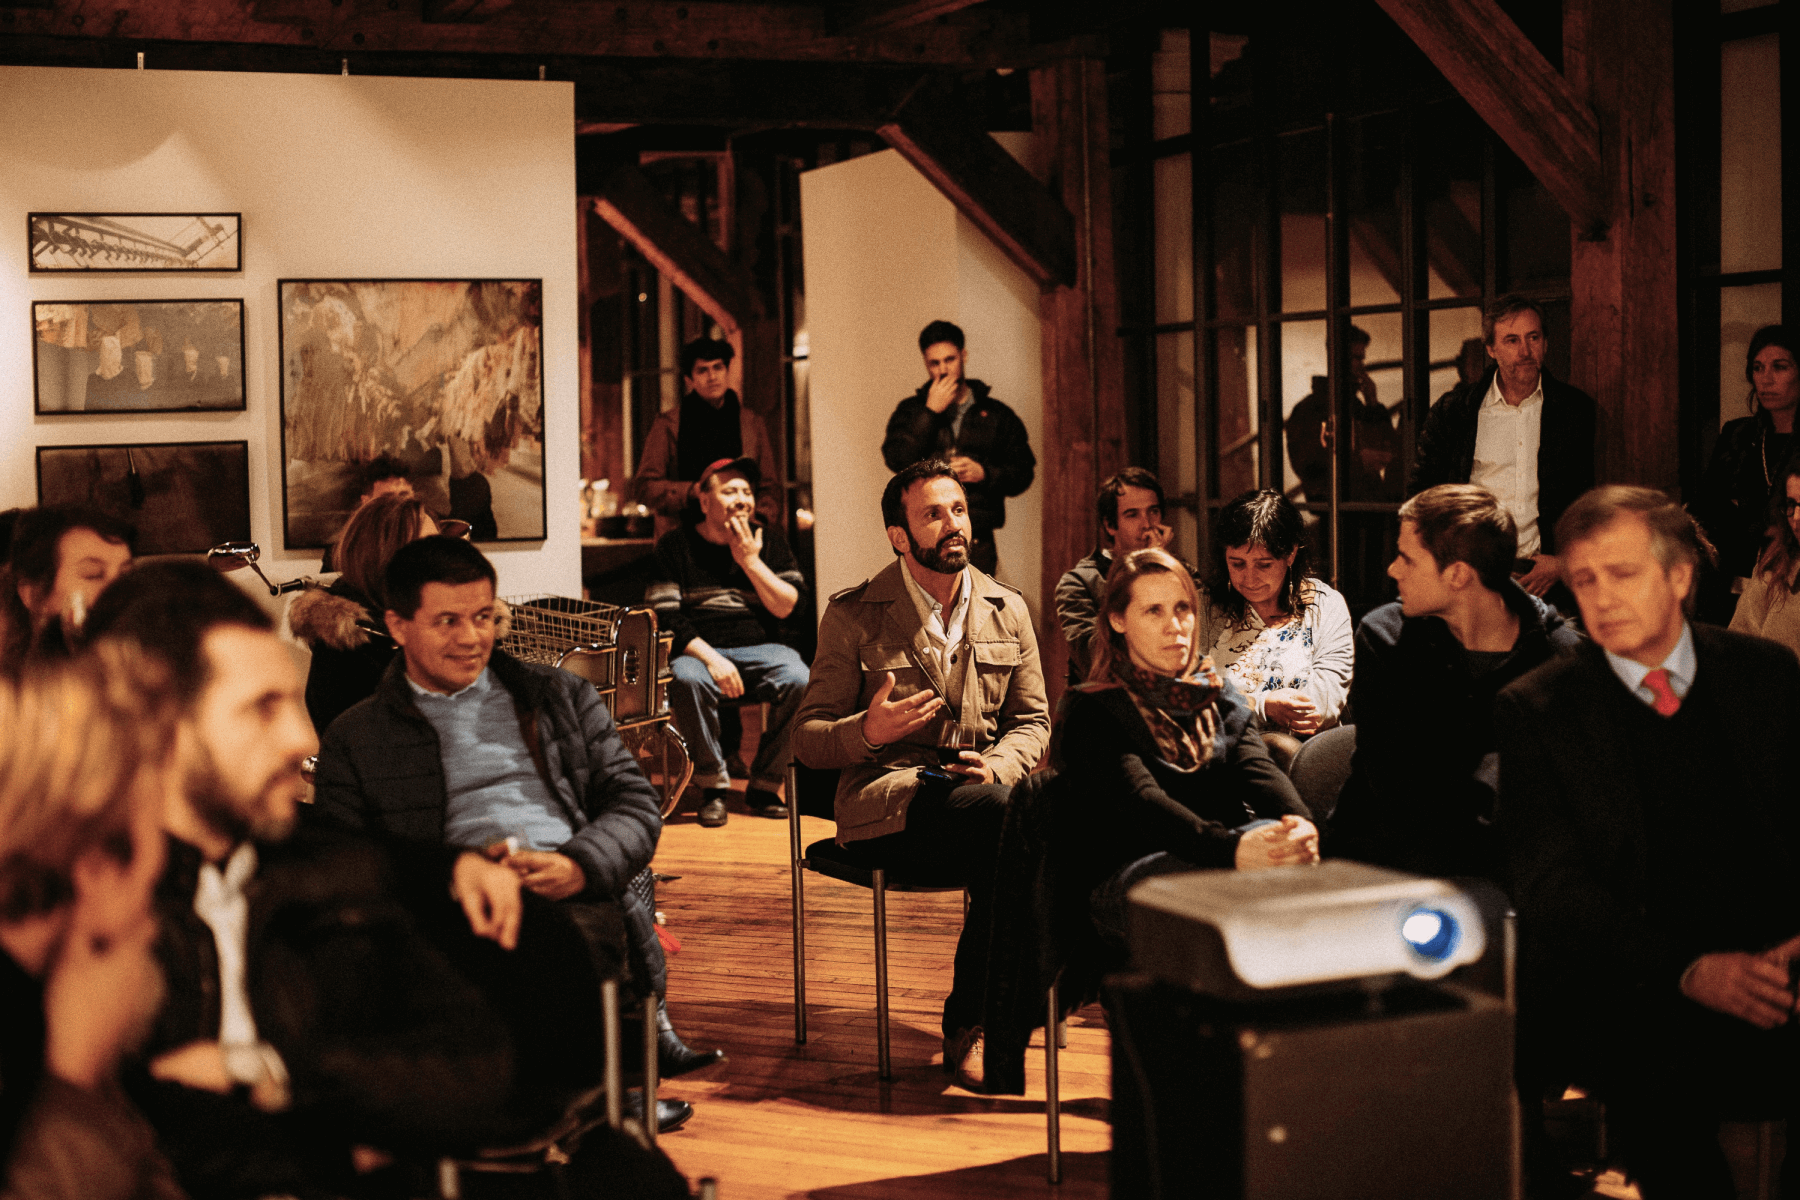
[
  {"left": 315, "top": 537, "right": 722, "bottom": 1131},
  {"left": 793, "top": 459, "right": 1049, "bottom": 1091},
  {"left": 648, "top": 456, "right": 809, "bottom": 827}
]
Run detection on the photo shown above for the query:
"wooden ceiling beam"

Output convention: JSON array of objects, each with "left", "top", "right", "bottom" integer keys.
[
  {"left": 878, "top": 83, "right": 1077, "bottom": 289},
  {"left": 1375, "top": 0, "right": 1608, "bottom": 236},
  {"left": 834, "top": 0, "right": 990, "bottom": 35},
  {"left": 591, "top": 166, "right": 760, "bottom": 336},
  {"left": 0, "top": 0, "right": 1030, "bottom": 67}
]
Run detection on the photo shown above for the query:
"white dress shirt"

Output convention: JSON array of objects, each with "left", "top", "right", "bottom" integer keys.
[
  {"left": 900, "top": 558, "right": 971, "bottom": 679},
  {"left": 1603, "top": 622, "right": 1697, "bottom": 708},
  {"left": 1470, "top": 374, "right": 1546, "bottom": 556}
]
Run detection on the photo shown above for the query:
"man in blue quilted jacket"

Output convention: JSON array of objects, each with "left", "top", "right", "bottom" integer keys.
[{"left": 315, "top": 537, "right": 723, "bottom": 1130}]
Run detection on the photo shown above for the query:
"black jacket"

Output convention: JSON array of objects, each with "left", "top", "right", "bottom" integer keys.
[
  {"left": 314, "top": 650, "right": 662, "bottom": 911},
  {"left": 1049, "top": 680, "right": 1309, "bottom": 873},
  {"left": 881, "top": 379, "right": 1035, "bottom": 538},
  {"left": 288, "top": 582, "right": 396, "bottom": 736},
  {"left": 1496, "top": 629, "right": 1800, "bottom": 1018},
  {"left": 1693, "top": 410, "right": 1788, "bottom": 582},
  {"left": 137, "top": 819, "right": 609, "bottom": 1198},
  {"left": 1328, "top": 583, "right": 1581, "bottom": 879},
  {"left": 1407, "top": 365, "right": 1598, "bottom": 554}
]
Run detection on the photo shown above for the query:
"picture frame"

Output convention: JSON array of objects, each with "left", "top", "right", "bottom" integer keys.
[
  {"left": 35, "top": 441, "right": 252, "bottom": 556},
  {"left": 277, "top": 278, "right": 546, "bottom": 550},
  {"left": 32, "top": 298, "right": 247, "bottom": 414},
  {"left": 28, "top": 212, "right": 242, "bottom": 273}
]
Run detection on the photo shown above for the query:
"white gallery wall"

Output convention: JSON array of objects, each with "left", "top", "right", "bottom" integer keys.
[
  {"left": 0, "top": 65, "right": 580, "bottom": 597},
  {"left": 800, "top": 148, "right": 1045, "bottom": 627}
]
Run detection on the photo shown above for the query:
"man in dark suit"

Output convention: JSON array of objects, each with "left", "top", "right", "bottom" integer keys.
[
  {"left": 1497, "top": 485, "right": 1800, "bottom": 1198},
  {"left": 1409, "top": 294, "right": 1597, "bottom": 601}
]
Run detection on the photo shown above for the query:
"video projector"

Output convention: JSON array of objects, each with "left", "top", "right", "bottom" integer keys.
[{"left": 1127, "top": 860, "right": 1487, "bottom": 1001}]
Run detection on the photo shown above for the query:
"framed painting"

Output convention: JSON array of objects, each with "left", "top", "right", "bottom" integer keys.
[
  {"left": 35, "top": 441, "right": 252, "bottom": 556},
  {"left": 277, "top": 278, "right": 546, "bottom": 549},
  {"left": 32, "top": 299, "right": 246, "bottom": 414},
  {"left": 29, "top": 213, "right": 242, "bottom": 272}
]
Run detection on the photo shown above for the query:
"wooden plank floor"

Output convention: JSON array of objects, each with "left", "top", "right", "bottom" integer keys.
[{"left": 647, "top": 791, "right": 1112, "bottom": 1199}]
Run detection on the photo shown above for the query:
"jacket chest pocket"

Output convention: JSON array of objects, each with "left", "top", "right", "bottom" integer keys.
[
  {"left": 972, "top": 639, "right": 1021, "bottom": 711},
  {"left": 860, "top": 644, "right": 931, "bottom": 705}
]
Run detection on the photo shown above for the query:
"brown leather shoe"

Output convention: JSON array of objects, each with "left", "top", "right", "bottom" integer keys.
[{"left": 943, "top": 1026, "right": 986, "bottom": 1092}]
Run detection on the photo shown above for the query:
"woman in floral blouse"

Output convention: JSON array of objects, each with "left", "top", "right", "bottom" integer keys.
[{"left": 1199, "top": 489, "right": 1354, "bottom": 769}]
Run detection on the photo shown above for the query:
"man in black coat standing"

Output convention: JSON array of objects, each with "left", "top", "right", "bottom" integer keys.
[
  {"left": 1408, "top": 294, "right": 1597, "bottom": 601},
  {"left": 1497, "top": 486, "right": 1800, "bottom": 1199},
  {"left": 882, "top": 320, "right": 1035, "bottom": 576}
]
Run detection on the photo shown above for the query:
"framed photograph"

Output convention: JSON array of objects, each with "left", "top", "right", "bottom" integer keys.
[
  {"left": 29, "top": 213, "right": 242, "bottom": 272},
  {"left": 35, "top": 441, "right": 252, "bottom": 556},
  {"left": 278, "top": 279, "right": 546, "bottom": 549},
  {"left": 32, "top": 299, "right": 246, "bottom": 414}
]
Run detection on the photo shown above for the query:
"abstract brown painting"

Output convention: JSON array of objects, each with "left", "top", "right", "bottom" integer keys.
[{"left": 277, "top": 279, "right": 545, "bottom": 550}]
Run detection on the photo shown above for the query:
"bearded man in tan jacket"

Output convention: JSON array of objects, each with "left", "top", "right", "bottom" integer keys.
[{"left": 793, "top": 458, "right": 1049, "bottom": 1087}]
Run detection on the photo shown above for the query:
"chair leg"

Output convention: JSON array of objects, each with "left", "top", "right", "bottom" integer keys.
[
  {"left": 642, "top": 994, "right": 659, "bottom": 1149},
  {"left": 1046, "top": 979, "right": 1062, "bottom": 1185},
  {"left": 873, "top": 867, "right": 891, "bottom": 1081},
  {"left": 602, "top": 979, "right": 622, "bottom": 1131},
  {"left": 789, "top": 762, "right": 808, "bottom": 1045}
]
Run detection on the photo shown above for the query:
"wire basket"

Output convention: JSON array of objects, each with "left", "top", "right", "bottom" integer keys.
[{"left": 498, "top": 594, "right": 629, "bottom": 666}]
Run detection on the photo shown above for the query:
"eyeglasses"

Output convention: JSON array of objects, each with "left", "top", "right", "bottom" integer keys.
[
  {"left": 437, "top": 519, "right": 473, "bottom": 540},
  {"left": 1783, "top": 499, "right": 1800, "bottom": 516}
]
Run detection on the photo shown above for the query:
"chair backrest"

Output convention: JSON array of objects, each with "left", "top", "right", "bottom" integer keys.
[
  {"left": 556, "top": 644, "right": 615, "bottom": 689},
  {"left": 790, "top": 762, "right": 841, "bottom": 823},
  {"left": 1287, "top": 723, "right": 1356, "bottom": 824}
]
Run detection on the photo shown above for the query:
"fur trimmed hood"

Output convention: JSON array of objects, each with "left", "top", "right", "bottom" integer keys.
[{"left": 287, "top": 586, "right": 512, "bottom": 651}]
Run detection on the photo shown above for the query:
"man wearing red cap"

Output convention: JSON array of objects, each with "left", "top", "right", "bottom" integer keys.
[{"left": 647, "top": 457, "right": 809, "bottom": 827}]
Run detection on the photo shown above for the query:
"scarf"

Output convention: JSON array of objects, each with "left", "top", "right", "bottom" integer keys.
[{"left": 1108, "top": 655, "right": 1225, "bottom": 771}]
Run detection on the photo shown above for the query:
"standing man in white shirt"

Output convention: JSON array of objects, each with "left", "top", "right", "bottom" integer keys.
[{"left": 1408, "top": 294, "right": 1597, "bottom": 599}]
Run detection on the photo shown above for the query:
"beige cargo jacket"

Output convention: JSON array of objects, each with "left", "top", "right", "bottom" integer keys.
[{"left": 792, "top": 558, "right": 1050, "bottom": 842}]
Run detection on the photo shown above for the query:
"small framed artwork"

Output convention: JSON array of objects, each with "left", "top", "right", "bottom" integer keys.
[
  {"left": 28, "top": 213, "right": 242, "bottom": 272},
  {"left": 278, "top": 278, "right": 546, "bottom": 549},
  {"left": 35, "top": 441, "right": 252, "bottom": 556},
  {"left": 32, "top": 299, "right": 246, "bottom": 414}
]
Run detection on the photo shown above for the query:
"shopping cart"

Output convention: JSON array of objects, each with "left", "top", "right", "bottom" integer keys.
[{"left": 500, "top": 595, "right": 692, "bottom": 818}]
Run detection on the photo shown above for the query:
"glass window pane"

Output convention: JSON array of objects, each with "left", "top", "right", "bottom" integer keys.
[
  {"left": 1212, "top": 140, "right": 1257, "bottom": 322},
  {"left": 1428, "top": 305, "right": 1487, "bottom": 404},
  {"left": 1278, "top": 129, "right": 1327, "bottom": 314},
  {"left": 1157, "top": 331, "right": 1197, "bottom": 561},
  {"left": 1280, "top": 319, "right": 1326, "bottom": 504},
  {"left": 1721, "top": 34, "right": 1782, "bottom": 275},
  {"left": 1420, "top": 102, "right": 1486, "bottom": 300},
  {"left": 1210, "top": 326, "right": 1259, "bottom": 501},
  {"left": 1497, "top": 147, "right": 1570, "bottom": 292},
  {"left": 1154, "top": 153, "right": 1194, "bottom": 324},
  {"left": 1721, "top": 282, "right": 1784, "bottom": 428},
  {"left": 1346, "top": 114, "right": 1404, "bottom": 308},
  {"left": 1209, "top": 33, "right": 1251, "bottom": 110},
  {"left": 1152, "top": 30, "right": 1191, "bottom": 141}
]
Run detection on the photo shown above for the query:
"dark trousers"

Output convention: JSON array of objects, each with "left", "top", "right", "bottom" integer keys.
[
  {"left": 851, "top": 779, "right": 1008, "bottom": 1037},
  {"left": 1532, "top": 995, "right": 1800, "bottom": 1199}
]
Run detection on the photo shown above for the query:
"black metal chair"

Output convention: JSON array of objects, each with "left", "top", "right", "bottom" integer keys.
[{"left": 785, "top": 762, "right": 1064, "bottom": 1183}]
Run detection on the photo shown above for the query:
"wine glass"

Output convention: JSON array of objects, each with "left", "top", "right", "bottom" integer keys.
[{"left": 936, "top": 722, "right": 971, "bottom": 773}]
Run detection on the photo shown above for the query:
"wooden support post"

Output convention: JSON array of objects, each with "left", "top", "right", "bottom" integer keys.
[
  {"left": 1032, "top": 57, "right": 1125, "bottom": 705},
  {"left": 1565, "top": 0, "right": 1679, "bottom": 487},
  {"left": 581, "top": 203, "right": 629, "bottom": 488}
]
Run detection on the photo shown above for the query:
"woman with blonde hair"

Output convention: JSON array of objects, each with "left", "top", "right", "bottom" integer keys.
[
  {"left": 1052, "top": 547, "right": 1319, "bottom": 947},
  {"left": 0, "top": 647, "right": 185, "bottom": 1198}
]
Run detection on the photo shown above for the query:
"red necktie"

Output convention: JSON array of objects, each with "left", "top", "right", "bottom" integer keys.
[{"left": 1644, "top": 667, "right": 1681, "bottom": 717}]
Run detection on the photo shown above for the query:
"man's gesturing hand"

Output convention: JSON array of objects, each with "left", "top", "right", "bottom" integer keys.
[
  {"left": 1681, "top": 949, "right": 1796, "bottom": 1029},
  {"left": 727, "top": 513, "right": 763, "bottom": 568},
  {"left": 453, "top": 851, "right": 522, "bottom": 950},
  {"left": 508, "top": 851, "right": 587, "bottom": 902},
  {"left": 860, "top": 671, "right": 944, "bottom": 746}
]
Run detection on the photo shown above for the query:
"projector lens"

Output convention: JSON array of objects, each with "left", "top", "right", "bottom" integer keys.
[{"left": 1400, "top": 907, "right": 1460, "bottom": 962}]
